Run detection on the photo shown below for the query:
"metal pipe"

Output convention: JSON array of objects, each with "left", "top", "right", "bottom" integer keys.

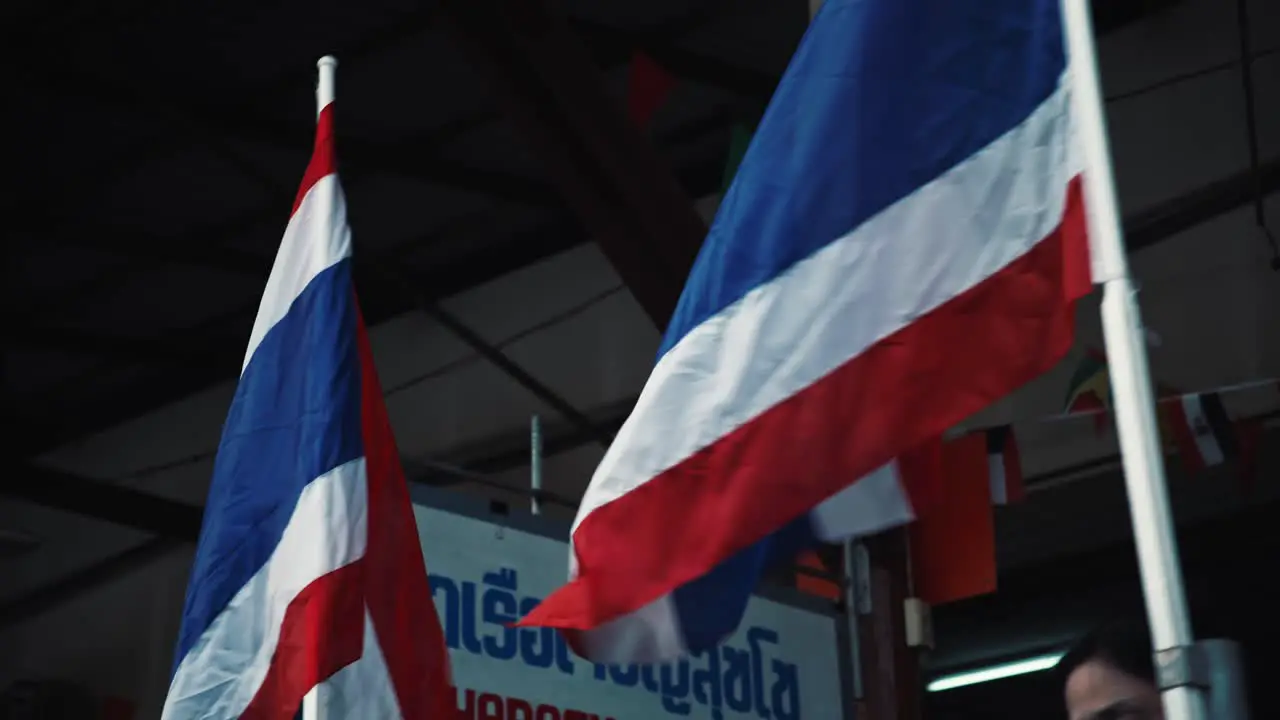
[
  {"left": 1202, "top": 639, "right": 1252, "bottom": 720},
  {"left": 1234, "top": 0, "right": 1265, "bottom": 228},
  {"left": 841, "top": 538, "right": 865, "bottom": 700},
  {"left": 1061, "top": 0, "right": 1206, "bottom": 717},
  {"left": 530, "top": 414, "right": 544, "bottom": 516}
]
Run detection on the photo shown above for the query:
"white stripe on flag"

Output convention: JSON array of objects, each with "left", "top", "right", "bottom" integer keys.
[
  {"left": 310, "top": 609, "right": 404, "bottom": 718},
  {"left": 573, "top": 593, "right": 686, "bottom": 666},
  {"left": 163, "top": 459, "right": 369, "bottom": 720},
  {"left": 810, "top": 462, "right": 913, "bottom": 541},
  {"left": 243, "top": 174, "right": 352, "bottom": 373}
]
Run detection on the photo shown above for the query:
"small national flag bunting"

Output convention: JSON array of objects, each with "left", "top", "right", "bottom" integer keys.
[
  {"left": 626, "top": 51, "right": 674, "bottom": 127},
  {"left": 909, "top": 434, "right": 998, "bottom": 606},
  {"left": 794, "top": 549, "right": 840, "bottom": 601},
  {"left": 1164, "top": 392, "right": 1239, "bottom": 475},
  {"left": 1063, "top": 348, "right": 1111, "bottom": 434},
  {"left": 985, "top": 426, "right": 1025, "bottom": 505}
]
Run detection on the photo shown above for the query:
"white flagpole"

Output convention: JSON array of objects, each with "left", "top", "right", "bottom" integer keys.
[
  {"left": 317, "top": 55, "right": 338, "bottom": 118},
  {"left": 302, "top": 53, "right": 339, "bottom": 720},
  {"left": 1058, "top": 2, "right": 1207, "bottom": 720}
]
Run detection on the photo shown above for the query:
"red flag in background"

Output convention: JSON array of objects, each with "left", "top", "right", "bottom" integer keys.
[
  {"left": 909, "top": 434, "right": 998, "bottom": 606},
  {"left": 626, "top": 51, "right": 675, "bottom": 127},
  {"left": 795, "top": 550, "right": 840, "bottom": 601}
]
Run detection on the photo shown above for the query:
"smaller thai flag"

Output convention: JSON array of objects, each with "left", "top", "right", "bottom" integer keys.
[{"left": 985, "top": 426, "right": 1025, "bottom": 505}]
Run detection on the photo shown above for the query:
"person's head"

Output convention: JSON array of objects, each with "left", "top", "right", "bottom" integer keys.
[{"left": 1057, "top": 621, "right": 1163, "bottom": 720}]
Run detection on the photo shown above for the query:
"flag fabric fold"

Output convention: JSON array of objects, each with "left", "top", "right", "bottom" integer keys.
[
  {"left": 162, "top": 101, "right": 451, "bottom": 720},
  {"left": 519, "top": 0, "right": 1092, "bottom": 664}
]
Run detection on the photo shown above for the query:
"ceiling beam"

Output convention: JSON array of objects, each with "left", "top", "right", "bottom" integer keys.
[
  {"left": 569, "top": 0, "right": 1190, "bottom": 108},
  {"left": 0, "top": 536, "right": 181, "bottom": 630},
  {"left": 9, "top": 323, "right": 243, "bottom": 371},
  {"left": 10, "top": 213, "right": 587, "bottom": 454},
  {"left": 29, "top": 60, "right": 561, "bottom": 212},
  {"left": 19, "top": 6, "right": 442, "bottom": 210},
  {"left": 10, "top": 149, "right": 725, "bottom": 453},
  {"left": 14, "top": 152, "right": 1270, "bottom": 462},
  {"left": 2, "top": 465, "right": 205, "bottom": 543},
  {"left": 19, "top": 169, "right": 1275, "bottom": 470},
  {"left": 11, "top": 125, "right": 724, "bottom": 457},
  {"left": 438, "top": 0, "right": 710, "bottom": 329},
  {"left": 1127, "top": 156, "right": 1280, "bottom": 250}
]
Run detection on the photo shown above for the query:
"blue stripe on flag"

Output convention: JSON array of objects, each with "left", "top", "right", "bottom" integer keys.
[
  {"left": 658, "top": 0, "right": 1066, "bottom": 360},
  {"left": 174, "top": 259, "right": 363, "bottom": 668},
  {"left": 671, "top": 515, "right": 818, "bottom": 651}
]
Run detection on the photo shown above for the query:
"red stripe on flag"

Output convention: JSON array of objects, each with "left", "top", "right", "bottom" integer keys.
[
  {"left": 355, "top": 304, "right": 455, "bottom": 720},
  {"left": 900, "top": 436, "right": 945, "bottom": 518},
  {"left": 240, "top": 561, "right": 366, "bottom": 720},
  {"left": 292, "top": 105, "right": 337, "bottom": 214},
  {"left": 522, "top": 177, "right": 1090, "bottom": 632}
]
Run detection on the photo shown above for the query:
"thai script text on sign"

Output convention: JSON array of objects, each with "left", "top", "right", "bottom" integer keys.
[
  {"left": 414, "top": 499, "right": 841, "bottom": 720},
  {"left": 453, "top": 686, "right": 615, "bottom": 720},
  {"left": 432, "top": 567, "right": 801, "bottom": 719}
]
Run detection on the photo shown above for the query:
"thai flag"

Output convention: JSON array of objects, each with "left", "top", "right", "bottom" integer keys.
[
  {"left": 162, "top": 101, "right": 452, "bottom": 718},
  {"left": 521, "top": 0, "right": 1093, "bottom": 663}
]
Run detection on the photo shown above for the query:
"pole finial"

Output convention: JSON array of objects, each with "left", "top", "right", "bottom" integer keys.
[{"left": 315, "top": 56, "right": 337, "bottom": 118}]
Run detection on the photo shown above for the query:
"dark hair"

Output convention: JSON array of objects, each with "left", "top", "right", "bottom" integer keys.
[{"left": 1057, "top": 620, "right": 1156, "bottom": 689}]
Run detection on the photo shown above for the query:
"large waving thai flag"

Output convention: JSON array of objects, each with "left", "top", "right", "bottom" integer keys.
[
  {"left": 520, "top": 0, "right": 1093, "bottom": 663},
  {"left": 162, "top": 101, "right": 452, "bottom": 718}
]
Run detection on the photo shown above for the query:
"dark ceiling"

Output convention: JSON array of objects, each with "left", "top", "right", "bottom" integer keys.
[
  {"left": 5, "top": 0, "right": 1197, "bottom": 462},
  {"left": 6, "top": 0, "right": 767, "bottom": 459}
]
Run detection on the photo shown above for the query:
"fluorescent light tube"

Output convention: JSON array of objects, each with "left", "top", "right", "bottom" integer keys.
[{"left": 927, "top": 652, "right": 1065, "bottom": 692}]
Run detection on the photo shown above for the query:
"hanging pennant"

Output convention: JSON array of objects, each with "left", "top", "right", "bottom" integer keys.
[
  {"left": 626, "top": 51, "right": 675, "bottom": 127},
  {"left": 909, "top": 434, "right": 997, "bottom": 605}
]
